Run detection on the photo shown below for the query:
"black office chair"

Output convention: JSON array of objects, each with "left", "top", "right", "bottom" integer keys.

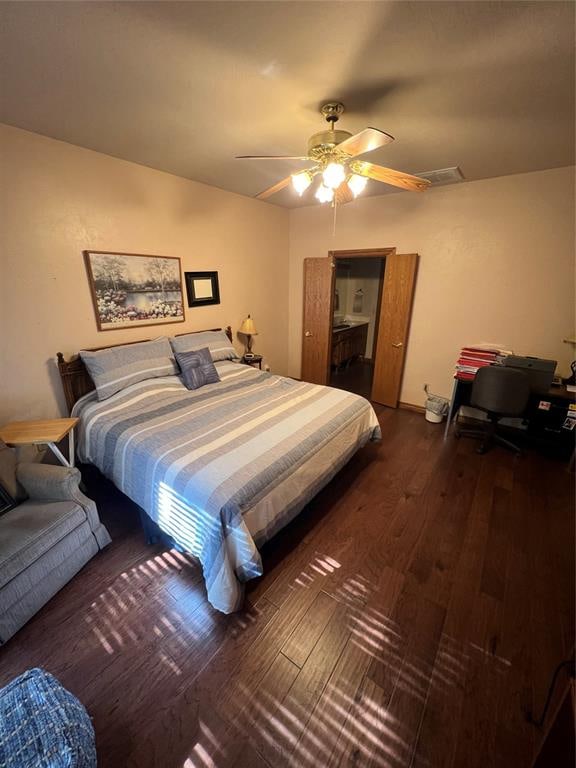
[{"left": 455, "top": 366, "right": 531, "bottom": 455}]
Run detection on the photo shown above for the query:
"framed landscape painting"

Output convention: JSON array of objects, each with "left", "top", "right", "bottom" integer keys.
[{"left": 84, "top": 251, "right": 185, "bottom": 331}]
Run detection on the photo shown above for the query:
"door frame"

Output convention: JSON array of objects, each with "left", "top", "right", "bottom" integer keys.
[
  {"left": 330, "top": 248, "right": 394, "bottom": 359},
  {"left": 330, "top": 247, "right": 394, "bottom": 362},
  {"left": 329, "top": 248, "right": 396, "bottom": 261},
  {"left": 301, "top": 248, "right": 396, "bottom": 387}
]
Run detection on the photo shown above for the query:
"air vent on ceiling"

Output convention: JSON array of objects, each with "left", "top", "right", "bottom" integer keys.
[{"left": 416, "top": 166, "right": 465, "bottom": 186}]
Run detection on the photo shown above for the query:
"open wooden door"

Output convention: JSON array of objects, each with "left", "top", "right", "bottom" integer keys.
[
  {"left": 371, "top": 253, "right": 418, "bottom": 407},
  {"left": 301, "top": 257, "right": 335, "bottom": 384}
]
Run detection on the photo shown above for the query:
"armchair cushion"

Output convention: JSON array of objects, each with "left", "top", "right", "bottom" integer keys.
[
  {"left": 14, "top": 463, "right": 111, "bottom": 551},
  {"left": 17, "top": 463, "right": 83, "bottom": 502},
  {"left": 0, "top": 501, "right": 85, "bottom": 590},
  {"left": 0, "top": 441, "right": 48, "bottom": 503}
]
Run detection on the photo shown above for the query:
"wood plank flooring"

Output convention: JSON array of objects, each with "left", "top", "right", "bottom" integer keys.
[
  {"left": 0, "top": 408, "right": 573, "bottom": 767},
  {"left": 330, "top": 360, "right": 374, "bottom": 399}
]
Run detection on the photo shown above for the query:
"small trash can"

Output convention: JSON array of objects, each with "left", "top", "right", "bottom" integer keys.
[{"left": 424, "top": 384, "right": 449, "bottom": 423}]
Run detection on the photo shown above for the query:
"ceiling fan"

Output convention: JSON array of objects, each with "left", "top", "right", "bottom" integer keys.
[{"left": 237, "top": 102, "right": 430, "bottom": 204}]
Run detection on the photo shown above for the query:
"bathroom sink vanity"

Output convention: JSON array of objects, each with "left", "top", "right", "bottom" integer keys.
[{"left": 331, "top": 321, "right": 369, "bottom": 368}]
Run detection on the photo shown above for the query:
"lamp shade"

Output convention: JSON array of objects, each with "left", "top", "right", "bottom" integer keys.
[{"left": 239, "top": 315, "right": 258, "bottom": 335}]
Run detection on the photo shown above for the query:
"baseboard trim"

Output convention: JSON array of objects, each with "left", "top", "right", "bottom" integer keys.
[{"left": 398, "top": 401, "right": 426, "bottom": 414}]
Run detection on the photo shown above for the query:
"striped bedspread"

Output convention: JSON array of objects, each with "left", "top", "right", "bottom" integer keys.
[{"left": 73, "top": 362, "right": 381, "bottom": 613}]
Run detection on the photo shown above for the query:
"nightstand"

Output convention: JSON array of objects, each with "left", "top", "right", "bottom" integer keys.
[
  {"left": 241, "top": 354, "right": 263, "bottom": 370},
  {"left": 0, "top": 418, "right": 79, "bottom": 467}
]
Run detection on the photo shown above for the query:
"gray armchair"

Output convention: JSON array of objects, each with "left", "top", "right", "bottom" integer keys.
[{"left": 0, "top": 447, "right": 111, "bottom": 644}]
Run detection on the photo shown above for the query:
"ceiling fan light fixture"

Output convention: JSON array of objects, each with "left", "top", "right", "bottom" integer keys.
[
  {"left": 291, "top": 170, "right": 313, "bottom": 196},
  {"left": 246, "top": 103, "right": 430, "bottom": 203},
  {"left": 347, "top": 174, "right": 368, "bottom": 197},
  {"left": 315, "top": 183, "right": 334, "bottom": 204},
  {"left": 322, "top": 162, "right": 346, "bottom": 190}
]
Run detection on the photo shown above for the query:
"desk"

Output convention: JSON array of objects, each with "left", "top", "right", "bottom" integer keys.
[
  {"left": 444, "top": 378, "right": 575, "bottom": 457},
  {"left": 0, "top": 418, "right": 79, "bottom": 467}
]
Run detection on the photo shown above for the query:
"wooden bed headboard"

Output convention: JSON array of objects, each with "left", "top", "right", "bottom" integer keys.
[{"left": 56, "top": 326, "right": 234, "bottom": 414}]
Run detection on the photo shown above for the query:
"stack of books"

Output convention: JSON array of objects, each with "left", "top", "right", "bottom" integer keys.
[{"left": 455, "top": 345, "right": 507, "bottom": 381}]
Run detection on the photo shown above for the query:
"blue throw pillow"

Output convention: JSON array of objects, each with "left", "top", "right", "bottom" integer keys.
[{"left": 176, "top": 347, "right": 221, "bottom": 390}]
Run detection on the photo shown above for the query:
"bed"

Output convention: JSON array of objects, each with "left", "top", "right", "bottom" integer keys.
[{"left": 57, "top": 328, "right": 381, "bottom": 613}]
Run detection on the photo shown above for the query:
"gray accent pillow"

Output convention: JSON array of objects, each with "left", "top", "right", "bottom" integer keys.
[
  {"left": 176, "top": 348, "right": 221, "bottom": 391},
  {"left": 170, "top": 330, "right": 239, "bottom": 362},
  {"left": 80, "top": 337, "right": 178, "bottom": 401}
]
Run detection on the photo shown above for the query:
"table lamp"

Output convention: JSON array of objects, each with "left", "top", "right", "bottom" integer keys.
[{"left": 239, "top": 315, "right": 258, "bottom": 356}]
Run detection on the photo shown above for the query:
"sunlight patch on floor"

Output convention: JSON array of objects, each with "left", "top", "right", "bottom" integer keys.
[
  {"left": 290, "top": 552, "right": 344, "bottom": 592},
  {"left": 234, "top": 678, "right": 408, "bottom": 767},
  {"left": 182, "top": 721, "right": 228, "bottom": 768},
  {"left": 80, "top": 548, "right": 215, "bottom": 663}
]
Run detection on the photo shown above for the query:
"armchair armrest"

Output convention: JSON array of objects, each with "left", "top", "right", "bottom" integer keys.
[
  {"left": 17, "top": 463, "right": 82, "bottom": 502},
  {"left": 16, "top": 463, "right": 112, "bottom": 549}
]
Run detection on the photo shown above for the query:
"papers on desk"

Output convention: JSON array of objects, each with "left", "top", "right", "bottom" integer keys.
[
  {"left": 454, "top": 345, "right": 511, "bottom": 381},
  {"left": 566, "top": 384, "right": 576, "bottom": 393},
  {"left": 466, "top": 342, "right": 514, "bottom": 356}
]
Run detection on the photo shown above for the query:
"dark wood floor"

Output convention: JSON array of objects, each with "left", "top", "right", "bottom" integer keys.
[
  {"left": 0, "top": 409, "right": 573, "bottom": 768},
  {"left": 330, "top": 360, "right": 374, "bottom": 399}
]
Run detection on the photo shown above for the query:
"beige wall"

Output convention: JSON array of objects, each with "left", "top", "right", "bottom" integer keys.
[
  {"left": 0, "top": 124, "right": 289, "bottom": 422},
  {"left": 289, "top": 167, "right": 575, "bottom": 405},
  {"left": 1, "top": 123, "right": 573, "bottom": 423}
]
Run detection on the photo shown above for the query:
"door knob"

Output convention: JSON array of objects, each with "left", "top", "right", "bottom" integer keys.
[
  {"left": 305, "top": 331, "right": 313, "bottom": 337},
  {"left": 392, "top": 342, "right": 403, "bottom": 348}
]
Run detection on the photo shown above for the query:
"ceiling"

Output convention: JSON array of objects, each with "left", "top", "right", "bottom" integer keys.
[{"left": 0, "top": 1, "right": 574, "bottom": 207}]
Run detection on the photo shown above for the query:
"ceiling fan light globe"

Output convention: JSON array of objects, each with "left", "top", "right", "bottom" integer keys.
[
  {"left": 291, "top": 171, "right": 312, "bottom": 196},
  {"left": 347, "top": 174, "right": 368, "bottom": 197},
  {"left": 315, "top": 184, "right": 334, "bottom": 204},
  {"left": 322, "top": 162, "right": 346, "bottom": 190}
]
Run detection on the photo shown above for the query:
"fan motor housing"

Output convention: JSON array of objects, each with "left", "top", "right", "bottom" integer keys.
[{"left": 308, "top": 129, "right": 352, "bottom": 159}]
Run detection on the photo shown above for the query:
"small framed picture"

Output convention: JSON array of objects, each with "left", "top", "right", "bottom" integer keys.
[
  {"left": 184, "top": 271, "right": 220, "bottom": 307},
  {"left": 0, "top": 484, "right": 16, "bottom": 517}
]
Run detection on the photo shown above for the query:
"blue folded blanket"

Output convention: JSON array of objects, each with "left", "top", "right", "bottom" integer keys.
[{"left": 0, "top": 668, "right": 96, "bottom": 768}]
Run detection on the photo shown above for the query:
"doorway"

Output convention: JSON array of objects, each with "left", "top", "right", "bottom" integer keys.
[
  {"left": 301, "top": 249, "right": 418, "bottom": 407},
  {"left": 330, "top": 257, "right": 385, "bottom": 398}
]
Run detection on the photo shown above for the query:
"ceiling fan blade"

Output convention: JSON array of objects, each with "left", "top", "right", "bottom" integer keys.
[
  {"left": 256, "top": 167, "right": 317, "bottom": 200},
  {"left": 337, "top": 128, "right": 394, "bottom": 158},
  {"left": 352, "top": 161, "right": 431, "bottom": 192},
  {"left": 255, "top": 176, "right": 293, "bottom": 200},
  {"left": 236, "top": 155, "right": 310, "bottom": 160},
  {"left": 335, "top": 181, "right": 355, "bottom": 205}
]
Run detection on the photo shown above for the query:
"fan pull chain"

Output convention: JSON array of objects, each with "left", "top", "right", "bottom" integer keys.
[{"left": 332, "top": 197, "right": 338, "bottom": 237}]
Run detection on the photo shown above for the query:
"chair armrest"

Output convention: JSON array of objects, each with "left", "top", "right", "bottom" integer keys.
[
  {"left": 17, "top": 463, "right": 82, "bottom": 502},
  {"left": 16, "top": 462, "right": 112, "bottom": 549}
]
